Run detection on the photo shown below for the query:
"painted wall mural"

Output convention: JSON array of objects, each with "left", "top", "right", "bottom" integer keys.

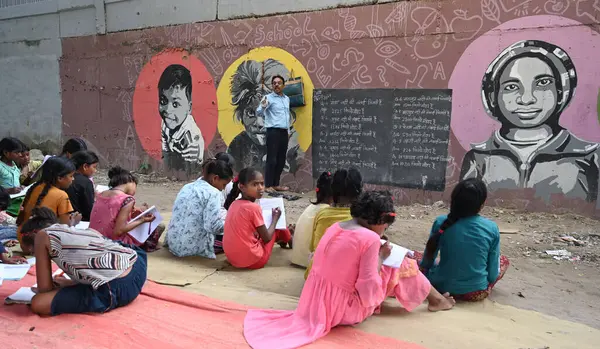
[
  {"left": 461, "top": 39, "right": 599, "bottom": 203},
  {"left": 216, "top": 47, "right": 314, "bottom": 175},
  {"left": 60, "top": 0, "right": 600, "bottom": 217},
  {"left": 132, "top": 49, "right": 218, "bottom": 175}
]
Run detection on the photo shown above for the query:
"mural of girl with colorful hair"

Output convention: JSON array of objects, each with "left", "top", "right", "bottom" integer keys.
[{"left": 460, "top": 40, "right": 600, "bottom": 203}]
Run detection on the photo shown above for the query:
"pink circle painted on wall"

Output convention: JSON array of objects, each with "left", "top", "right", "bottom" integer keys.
[
  {"left": 449, "top": 15, "right": 600, "bottom": 151},
  {"left": 132, "top": 49, "right": 218, "bottom": 162}
]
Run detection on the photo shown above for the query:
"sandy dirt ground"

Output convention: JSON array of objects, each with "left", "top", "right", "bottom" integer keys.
[{"left": 96, "top": 173, "right": 600, "bottom": 349}]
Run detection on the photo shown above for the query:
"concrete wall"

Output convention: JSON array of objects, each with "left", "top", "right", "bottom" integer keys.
[
  {"left": 59, "top": 0, "right": 600, "bottom": 217},
  {"left": 0, "top": 0, "right": 391, "bottom": 151}
]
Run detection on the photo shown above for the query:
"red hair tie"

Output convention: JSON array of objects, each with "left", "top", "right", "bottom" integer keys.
[
  {"left": 327, "top": 172, "right": 331, "bottom": 176},
  {"left": 233, "top": 176, "right": 239, "bottom": 183},
  {"left": 315, "top": 188, "right": 320, "bottom": 193},
  {"left": 382, "top": 212, "right": 396, "bottom": 217},
  {"left": 438, "top": 229, "right": 444, "bottom": 234}
]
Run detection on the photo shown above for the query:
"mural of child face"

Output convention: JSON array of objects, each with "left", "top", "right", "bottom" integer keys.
[
  {"left": 242, "top": 102, "right": 267, "bottom": 146},
  {"left": 159, "top": 84, "right": 191, "bottom": 130},
  {"left": 498, "top": 57, "right": 558, "bottom": 129}
]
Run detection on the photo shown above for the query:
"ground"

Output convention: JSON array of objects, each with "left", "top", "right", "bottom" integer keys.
[{"left": 94, "top": 171, "right": 600, "bottom": 348}]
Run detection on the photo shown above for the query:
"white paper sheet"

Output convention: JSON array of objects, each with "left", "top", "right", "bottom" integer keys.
[
  {"left": 27, "top": 257, "right": 36, "bottom": 266},
  {"left": 95, "top": 185, "right": 110, "bottom": 193},
  {"left": 380, "top": 239, "right": 413, "bottom": 269},
  {"left": 6, "top": 287, "right": 36, "bottom": 303},
  {"left": 75, "top": 221, "right": 90, "bottom": 229},
  {"left": 9, "top": 184, "right": 34, "bottom": 199},
  {"left": 127, "top": 206, "right": 163, "bottom": 243},
  {"left": 259, "top": 198, "right": 286, "bottom": 230},
  {"left": 1, "top": 263, "right": 31, "bottom": 281}
]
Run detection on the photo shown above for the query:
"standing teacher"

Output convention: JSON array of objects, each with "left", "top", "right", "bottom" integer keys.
[{"left": 257, "top": 75, "right": 291, "bottom": 192}]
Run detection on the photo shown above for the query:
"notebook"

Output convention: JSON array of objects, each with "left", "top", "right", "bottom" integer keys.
[
  {"left": 380, "top": 239, "right": 413, "bottom": 269},
  {"left": 127, "top": 206, "right": 163, "bottom": 243},
  {"left": 0, "top": 263, "right": 32, "bottom": 281},
  {"left": 9, "top": 184, "right": 34, "bottom": 199},
  {"left": 258, "top": 198, "right": 286, "bottom": 230},
  {"left": 5, "top": 270, "right": 70, "bottom": 305},
  {"left": 95, "top": 185, "right": 110, "bottom": 193},
  {"left": 75, "top": 221, "right": 90, "bottom": 230}
]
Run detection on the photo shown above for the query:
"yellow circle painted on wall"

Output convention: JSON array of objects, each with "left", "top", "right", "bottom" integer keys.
[{"left": 217, "top": 46, "right": 313, "bottom": 152}]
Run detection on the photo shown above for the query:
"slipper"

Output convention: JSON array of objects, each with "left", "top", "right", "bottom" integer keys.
[
  {"left": 283, "top": 194, "right": 301, "bottom": 201},
  {"left": 274, "top": 186, "right": 290, "bottom": 192},
  {"left": 268, "top": 192, "right": 284, "bottom": 198}
]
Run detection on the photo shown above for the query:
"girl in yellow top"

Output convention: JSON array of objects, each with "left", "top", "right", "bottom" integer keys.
[
  {"left": 305, "top": 168, "right": 363, "bottom": 279},
  {"left": 16, "top": 156, "right": 81, "bottom": 248}
]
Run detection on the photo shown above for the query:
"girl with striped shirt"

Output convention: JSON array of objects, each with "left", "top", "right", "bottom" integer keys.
[{"left": 20, "top": 207, "right": 146, "bottom": 316}]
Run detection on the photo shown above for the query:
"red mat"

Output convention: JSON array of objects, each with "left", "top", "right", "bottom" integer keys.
[{"left": 0, "top": 270, "right": 426, "bottom": 349}]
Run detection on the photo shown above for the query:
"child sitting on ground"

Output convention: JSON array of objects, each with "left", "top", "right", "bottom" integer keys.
[
  {"left": 417, "top": 178, "right": 510, "bottom": 302},
  {"left": 167, "top": 159, "right": 233, "bottom": 258},
  {"left": 0, "top": 137, "right": 26, "bottom": 216},
  {"left": 17, "top": 142, "right": 43, "bottom": 186},
  {"left": 222, "top": 168, "right": 292, "bottom": 269},
  {"left": 89, "top": 166, "right": 164, "bottom": 252},
  {"left": 290, "top": 171, "right": 333, "bottom": 268},
  {"left": 0, "top": 186, "right": 27, "bottom": 264},
  {"left": 60, "top": 138, "right": 88, "bottom": 159},
  {"left": 20, "top": 207, "right": 146, "bottom": 316},
  {"left": 66, "top": 151, "right": 99, "bottom": 221},
  {"left": 243, "top": 191, "right": 454, "bottom": 349},
  {"left": 0, "top": 186, "right": 18, "bottom": 241},
  {"left": 16, "top": 156, "right": 81, "bottom": 249}
]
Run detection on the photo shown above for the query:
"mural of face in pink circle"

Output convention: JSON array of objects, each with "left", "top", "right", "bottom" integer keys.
[{"left": 450, "top": 16, "right": 600, "bottom": 204}]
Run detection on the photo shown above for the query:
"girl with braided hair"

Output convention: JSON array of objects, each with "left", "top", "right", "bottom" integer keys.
[
  {"left": 16, "top": 156, "right": 79, "bottom": 248},
  {"left": 244, "top": 191, "right": 454, "bottom": 349},
  {"left": 418, "top": 178, "right": 510, "bottom": 301},
  {"left": 290, "top": 171, "right": 333, "bottom": 267}
]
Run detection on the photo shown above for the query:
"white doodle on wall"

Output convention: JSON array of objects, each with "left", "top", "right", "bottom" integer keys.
[
  {"left": 385, "top": 58, "right": 411, "bottom": 75},
  {"left": 338, "top": 8, "right": 367, "bottom": 40},
  {"left": 481, "top": 0, "right": 502, "bottom": 25},
  {"left": 123, "top": 56, "right": 144, "bottom": 87},
  {"left": 377, "top": 65, "right": 390, "bottom": 87},
  {"left": 221, "top": 27, "right": 242, "bottom": 63},
  {"left": 498, "top": 0, "right": 532, "bottom": 13},
  {"left": 385, "top": 1, "right": 409, "bottom": 30},
  {"left": 543, "top": 0, "right": 569, "bottom": 15},
  {"left": 406, "top": 64, "right": 429, "bottom": 88},
  {"left": 405, "top": 7, "right": 449, "bottom": 60},
  {"left": 575, "top": 0, "right": 600, "bottom": 22},
  {"left": 450, "top": 10, "right": 484, "bottom": 41},
  {"left": 433, "top": 62, "right": 446, "bottom": 80},
  {"left": 321, "top": 24, "right": 342, "bottom": 42},
  {"left": 200, "top": 48, "right": 224, "bottom": 76}
]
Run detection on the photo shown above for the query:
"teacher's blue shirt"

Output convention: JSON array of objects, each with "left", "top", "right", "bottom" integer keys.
[
  {"left": 256, "top": 92, "right": 291, "bottom": 129},
  {"left": 420, "top": 214, "right": 501, "bottom": 295}
]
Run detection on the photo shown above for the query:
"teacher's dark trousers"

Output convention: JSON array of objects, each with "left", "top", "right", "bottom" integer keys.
[{"left": 265, "top": 128, "right": 288, "bottom": 188}]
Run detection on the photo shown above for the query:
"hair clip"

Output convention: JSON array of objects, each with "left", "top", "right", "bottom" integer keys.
[
  {"left": 382, "top": 212, "right": 396, "bottom": 217},
  {"left": 327, "top": 172, "right": 331, "bottom": 176},
  {"left": 233, "top": 176, "right": 239, "bottom": 182},
  {"left": 438, "top": 229, "right": 444, "bottom": 234}
]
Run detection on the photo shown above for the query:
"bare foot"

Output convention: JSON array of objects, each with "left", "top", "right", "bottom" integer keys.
[{"left": 428, "top": 292, "right": 455, "bottom": 312}]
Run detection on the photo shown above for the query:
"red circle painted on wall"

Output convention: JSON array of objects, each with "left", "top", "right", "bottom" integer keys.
[{"left": 132, "top": 49, "right": 218, "bottom": 162}]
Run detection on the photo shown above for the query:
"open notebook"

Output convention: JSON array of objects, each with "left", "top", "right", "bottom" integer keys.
[
  {"left": 127, "top": 206, "right": 163, "bottom": 243},
  {"left": 380, "top": 239, "right": 414, "bottom": 269},
  {"left": 258, "top": 198, "right": 287, "bottom": 230},
  {"left": 5, "top": 270, "right": 70, "bottom": 305}
]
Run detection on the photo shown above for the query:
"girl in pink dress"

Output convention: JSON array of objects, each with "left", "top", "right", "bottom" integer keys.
[
  {"left": 244, "top": 190, "right": 455, "bottom": 349},
  {"left": 89, "top": 167, "right": 164, "bottom": 251}
]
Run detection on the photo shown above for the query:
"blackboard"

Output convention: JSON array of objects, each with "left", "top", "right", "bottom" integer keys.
[{"left": 312, "top": 88, "right": 452, "bottom": 191}]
